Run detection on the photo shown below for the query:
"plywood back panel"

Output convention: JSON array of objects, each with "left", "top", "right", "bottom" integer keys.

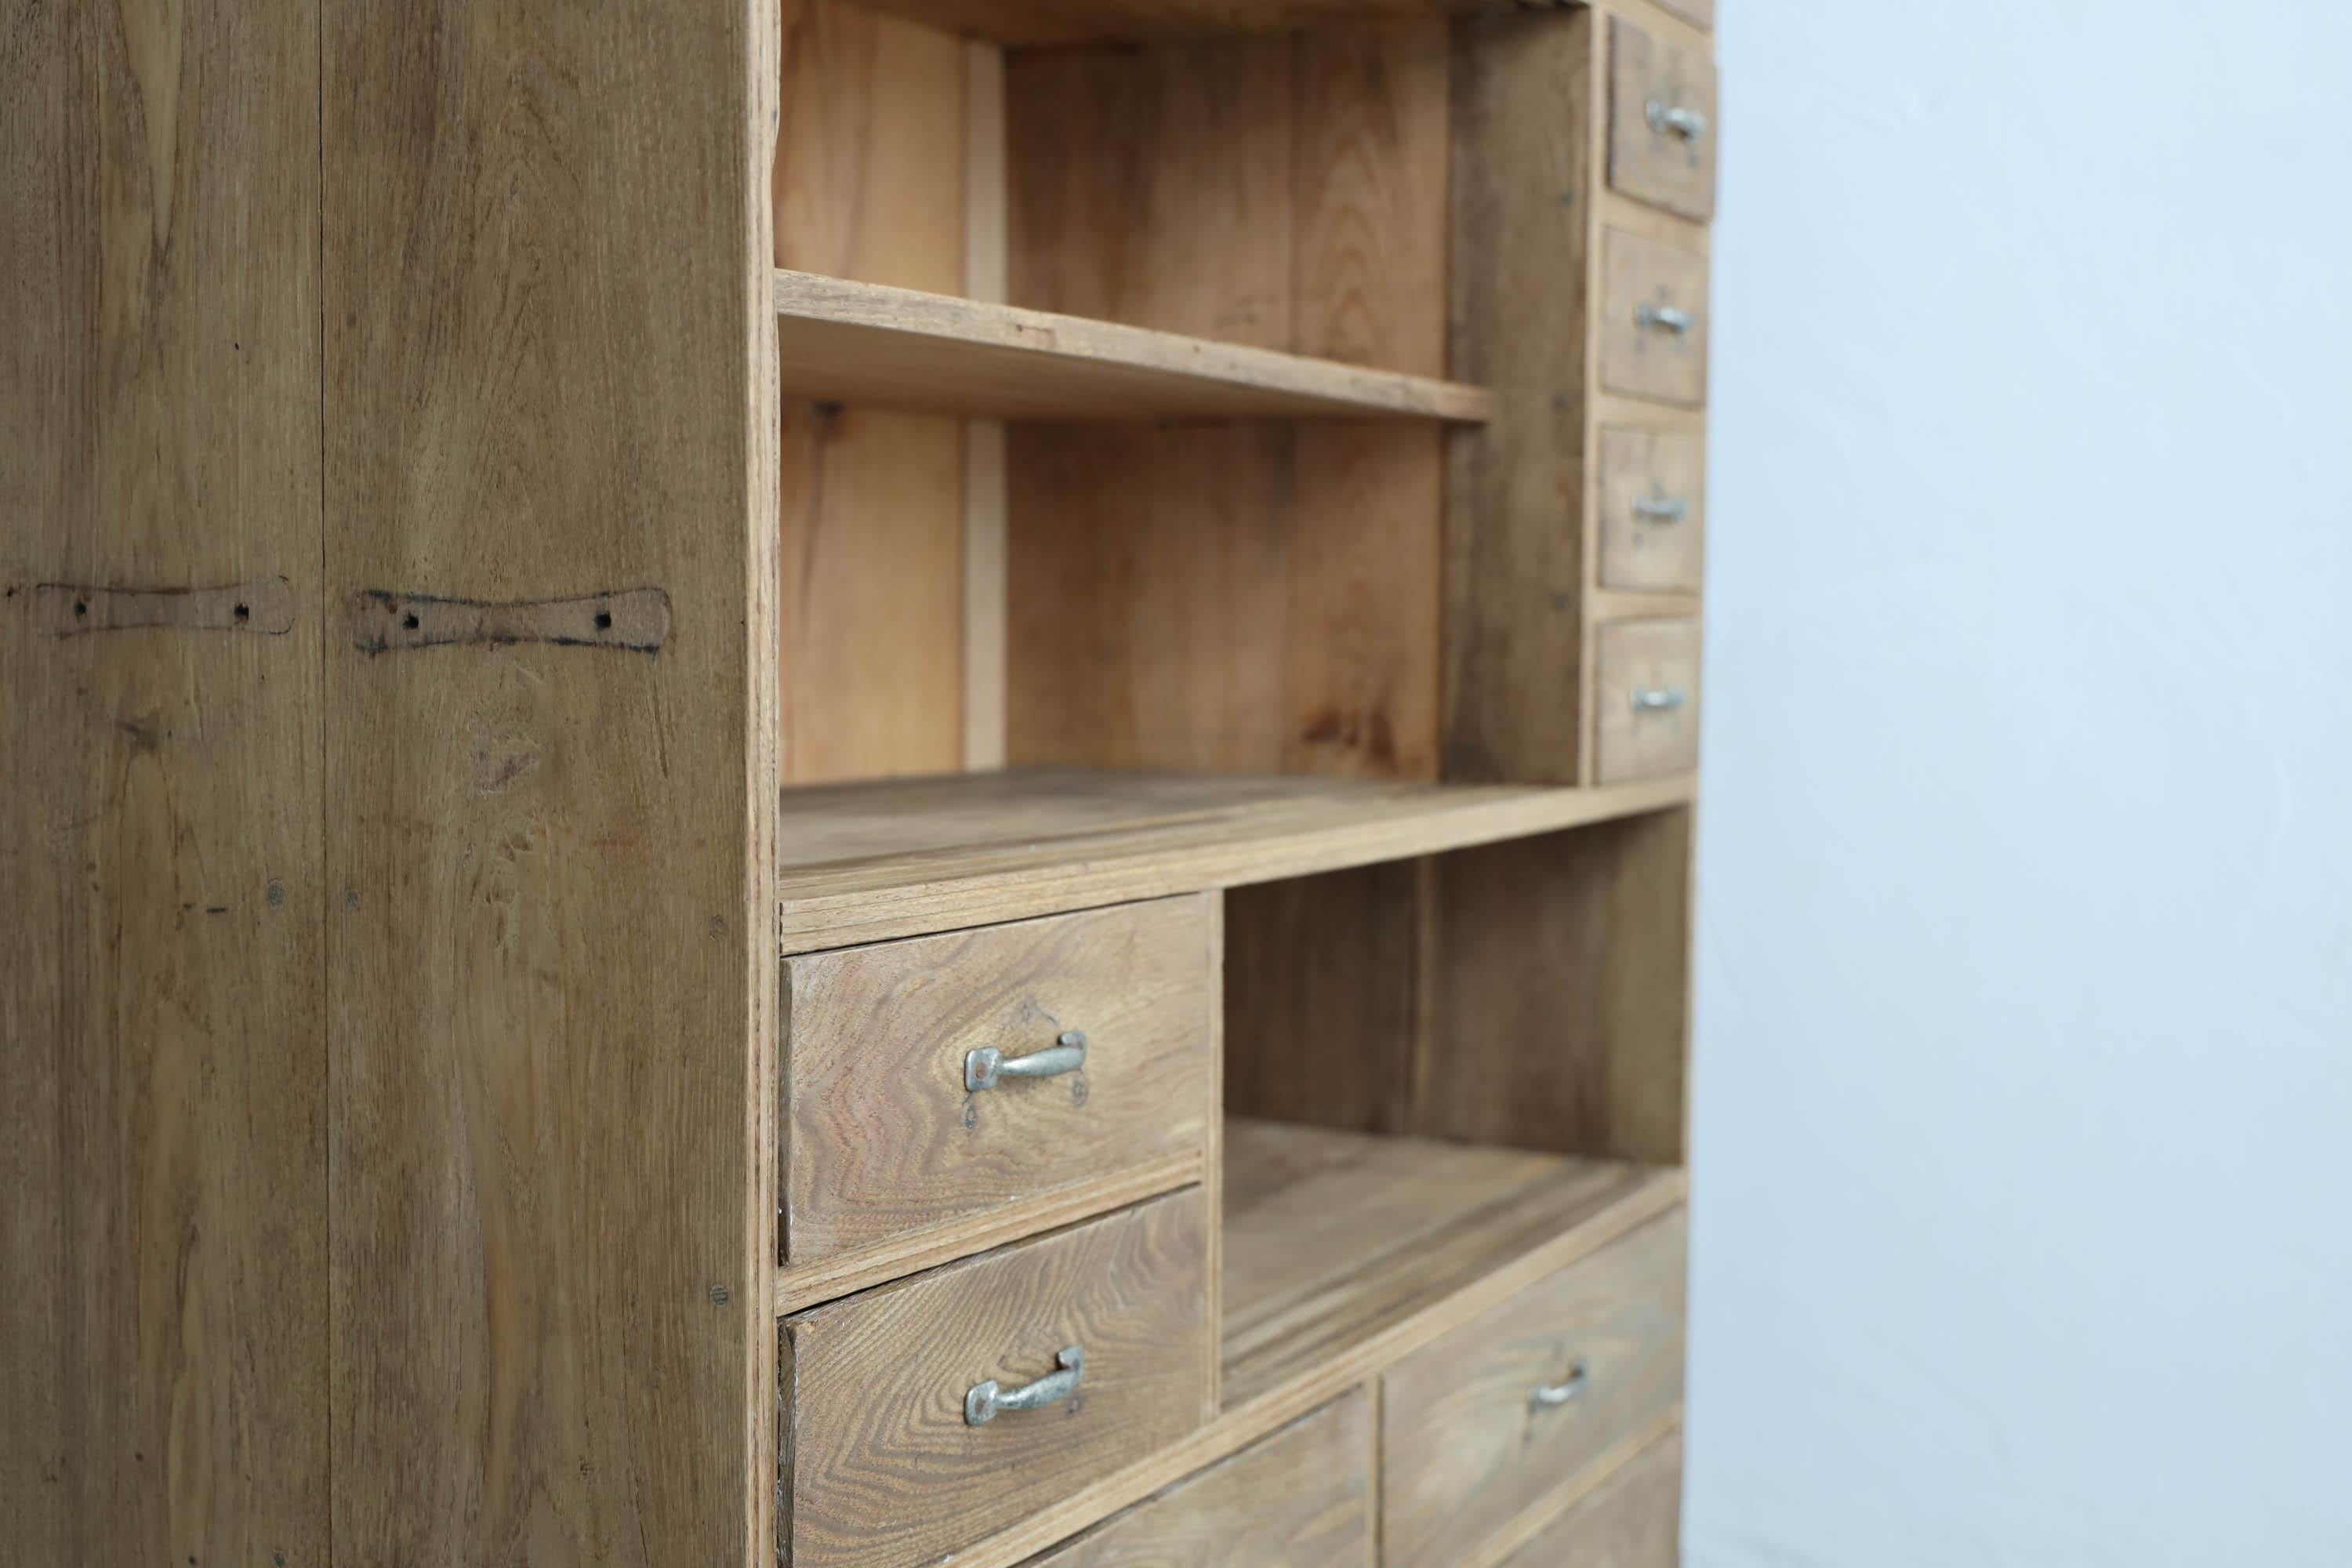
[
  {"left": 1004, "top": 27, "right": 1448, "bottom": 780},
  {"left": 778, "top": 0, "right": 970, "bottom": 781},
  {"left": 2, "top": 6, "right": 327, "bottom": 1563},
  {"left": 323, "top": 2, "right": 776, "bottom": 1563}
]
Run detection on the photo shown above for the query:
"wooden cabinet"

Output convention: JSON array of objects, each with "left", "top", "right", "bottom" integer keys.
[{"left": 4, "top": 1, "right": 1711, "bottom": 1564}]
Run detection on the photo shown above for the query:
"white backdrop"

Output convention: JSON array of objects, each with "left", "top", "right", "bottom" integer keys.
[{"left": 1687, "top": 2, "right": 2352, "bottom": 1563}]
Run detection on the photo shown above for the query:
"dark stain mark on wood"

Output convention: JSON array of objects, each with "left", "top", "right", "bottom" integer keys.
[
  {"left": 351, "top": 588, "right": 670, "bottom": 655},
  {"left": 30, "top": 577, "right": 295, "bottom": 635}
]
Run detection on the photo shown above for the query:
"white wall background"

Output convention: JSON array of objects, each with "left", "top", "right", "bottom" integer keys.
[{"left": 1688, "top": 2, "right": 2352, "bottom": 1563}]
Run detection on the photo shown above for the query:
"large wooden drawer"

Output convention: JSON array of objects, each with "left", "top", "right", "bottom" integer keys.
[
  {"left": 1503, "top": 1430, "right": 1683, "bottom": 1568},
  {"left": 1024, "top": 1390, "right": 1374, "bottom": 1567},
  {"left": 1600, "top": 228, "right": 1710, "bottom": 408},
  {"left": 1608, "top": 16, "right": 1719, "bottom": 221},
  {"left": 782, "top": 1189, "right": 1214, "bottom": 1568},
  {"left": 1594, "top": 619, "right": 1702, "bottom": 784},
  {"left": 782, "top": 896, "right": 1214, "bottom": 1268},
  {"left": 1598, "top": 426, "right": 1706, "bottom": 593},
  {"left": 1379, "top": 1210, "right": 1686, "bottom": 1568}
]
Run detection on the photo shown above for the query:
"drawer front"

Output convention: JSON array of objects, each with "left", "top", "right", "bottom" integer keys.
[
  {"left": 1600, "top": 229, "right": 1709, "bottom": 408},
  {"left": 1379, "top": 1210, "right": 1686, "bottom": 1568},
  {"left": 1609, "top": 18, "right": 1719, "bottom": 220},
  {"left": 1504, "top": 1430, "right": 1683, "bottom": 1568},
  {"left": 1594, "top": 620, "right": 1702, "bottom": 784},
  {"left": 783, "top": 1189, "right": 1213, "bottom": 1568},
  {"left": 783, "top": 896, "right": 1214, "bottom": 1266},
  {"left": 1598, "top": 426, "right": 1706, "bottom": 593},
  {"left": 1028, "top": 1390, "right": 1373, "bottom": 1567}
]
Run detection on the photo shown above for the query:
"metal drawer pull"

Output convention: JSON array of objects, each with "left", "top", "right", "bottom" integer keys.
[
  {"left": 1636, "top": 303, "right": 1694, "bottom": 335},
  {"left": 967, "top": 1345, "right": 1085, "bottom": 1425},
  {"left": 1646, "top": 101, "right": 1708, "bottom": 140},
  {"left": 1633, "top": 495, "right": 1690, "bottom": 524},
  {"left": 1632, "top": 687, "right": 1689, "bottom": 713},
  {"left": 967, "top": 1030, "right": 1087, "bottom": 1093},
  {"left": 1530, "top": 1359, "right": 1592, "bottom": 1410}
]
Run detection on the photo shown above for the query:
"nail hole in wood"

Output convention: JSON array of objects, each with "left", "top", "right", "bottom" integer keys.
[
  {"left": 595, "top": 611, "right": 613, "bottom": 630},
  {"left": 234, "top": 603, "right": 251, "bottom": 621},
  {"left": 74, "top": 601, "right": 87, "bottom": 618},
  {"left": 403, "top": 612, "right": 419, "bottom": 630}
]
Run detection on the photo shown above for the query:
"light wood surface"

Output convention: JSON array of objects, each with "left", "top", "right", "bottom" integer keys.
[
  {"left": 322, "top": 2, "right": 775, "bottom": 1564},
  {"left": 1607, "top": 16, "right": 1720, "bottom": 222},
  {"left": 776, "top": 1, "right": 968, "bottom": 782},
  {"left": 1444, "top": 9, "right": 1599, "bottom": 785},
  {"left": 1502, "top": 1428, "right": 1685, "bottom": 1568},
  {"left": 779, "top": 270, "right": 1493, "bottom": 422},
  {"left": 965, "top": 40, "right": 1011, "bottom": 770},
  {"left": 1599, "top": 426, "right": 1708, "bottom": 593},
  {"left": 781, "top": 898, "right": 1215, "bottom": 1265},
  {"left": 1645, "top": 0, "right": 1715, "bottom": 36},
  {"left": 774, "top": 768, "right": 1693, "bottom": 950},
  {"left": 1221, "top": 1122, "right": 1679, "bottom": 1409},
  {"left": 1600, "top": 227, "right": 1711, "bottom": 408},
  {"left": 1423, "top": 811, "right": 1695, "bottom": 1165},
  {"left": 1026, "top": 1391, "right": 1376, "bottom": 1567},
  {"left": 782, "top": 1189, "right": 1211, "bottom": 1568},
  {"left": 2, "top": 5, "right": 326, "bottom": 1563},
  {"left": 1381, "top": 1210, "right": 1687, "bottom": 1568},
  {"left": 1593, "top": 619, "right": 1704, "bottom": 784},
  {"left": 862, "top": 0, "right": 1515, "bottom": 43}
]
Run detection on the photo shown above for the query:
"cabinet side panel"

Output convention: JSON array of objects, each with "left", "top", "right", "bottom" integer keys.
[
  {"left": 0, "top": 5, "right": 327, "bottom": 1564},
  {"left": 324, "top": 1, "right": 769, "bottom": 1562},
  {"left": 1444, "top": 10, "right": 1596, "bottom": 785}
]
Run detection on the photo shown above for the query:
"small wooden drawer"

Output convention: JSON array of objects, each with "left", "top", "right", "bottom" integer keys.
[
  {"left": 1503, "top": 1430, "right": 1683, "bottom": 1568},
  {"left": 1594, "top": 620, "right": 1702, "bottom": 785},
  {"left": 782, "top": 1189, "right": 1213, "bottom": 1568},
  {"left": 1600, "top": 229, "right": 1709, "bottom": 408},
  {"left": 1608, "top": 18, "right": 1719, "bottom": 221},
  {"left": 1598, "top": 426, "right": 1706, "bottom": 593},
  {"left": 1379, "top": 1210, "right": 1686, "bottom": 1568},
  {"left": 782, "top": 896, "right": 1214, "bottom": 1269},
  {"left": 1025, "top": 1390, "right": 1374, "bottom": 1567}
]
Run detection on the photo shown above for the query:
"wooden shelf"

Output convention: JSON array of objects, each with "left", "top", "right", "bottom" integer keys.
[
  {"left": 776, "top": 768, "right": 1693, "bottom": 951},
  {"left": 858, "top": 0, "right": 1521, "bottom": 47},
  {"left": 1220, "top": 1120, "right": 1681, "bottom": 1409},
  {"left": 775, "top": 270, "right": 1496, "bottom": 423}
]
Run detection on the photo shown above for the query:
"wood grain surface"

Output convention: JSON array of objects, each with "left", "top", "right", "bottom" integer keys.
[
  {"left": 2, "top": 4, "right": 327, "bottom": 1563},
  {"left": 1592, "top": 619, "right": 1703, "bottom": 784},
  {"left": 1501, "top": 1428, "right": 1684, "bottom": 1568},
  {"left": 782, "top": 897, "right": 1214, "bottom": 1265},
  {"left": 861, "top": 0, "right": 1515, "bottom": 44},
  {"left": 323, "top": 0, "right": 776, "bottom": 1563},
  {"left": 1443, "top": 9, "right": 1600, "bottom": 786},
  {"left": 1599, "top": 227, "right": 1711, "bottom": 408},
  {"left": 1027, "top": 1391, "right": 1376, "bottom": 1567},
  {"left": 1607, "top": 16, "right": 1719, "bottom": 221},
  {"left": 1597, "top": 426, "right": 1708, "bottom": 593},
  {"left": 1381, "top": 1210, "right": 1687, "bottom": 1568},
  {"left": 772, "top": 768, "right": 1695, "bottom": 950},
  {"left": 776, "top": 0, "right": 967, "bottom": 782},
  {"left": 783, "top": 1190, "right": 1211, "bottom": 1568}
]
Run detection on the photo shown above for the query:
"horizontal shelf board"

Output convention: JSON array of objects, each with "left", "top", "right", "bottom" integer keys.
[
  {"left": 858, "top": 0, "right": 1548, "bottom": 46},
  {"left": 776, "top": 768, "right": 1694, "bottom": 952},
  {"left": 1220, "top": 1120, "right": 1681, "bottom": 1408},
  {"left": 776, "top": 270, "right": 1495, "bottom": 423},
  {"left": 931, "top": 1120, "right": 1684, "bottom": 1568}
]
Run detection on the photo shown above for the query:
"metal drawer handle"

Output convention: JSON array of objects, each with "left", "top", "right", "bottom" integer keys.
[
  {"left": 1632, "top": 687, "right": 1689, "bottom": 713},
  {"left": 1530, "top": 1359, "right": 1592, "bottom": 1410},
  {"left": 967, "top": 1030, "right": 1087, "bottom": 1093},
  {"left": 1646, "top": 101, "right": 1708, "bottom": 141},
  {"left": 967, "top": 1345, "right": 1084, "bottom": 1425},
  {"left": 1636, "top": 303, "right": 1694, "bottom": 336},
  {"left": 1633, "top": 495, "right": 1690, "bottom": 524}
]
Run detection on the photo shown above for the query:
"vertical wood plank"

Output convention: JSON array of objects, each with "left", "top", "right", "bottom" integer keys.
[
  {"left": 1, "top": 5, "right": 327, "bottom": 1564},
  {"left": 1443, "top": 10, "right": 1599, "bottom": 785},
  {"left": 323, "top": 1, "right": 771, "bottom": 1562},
  {"left": 965, "top": 41, "right": 1011, "bottom": 770},
  {"left": 777, "top": 0, "right": 967, "bottom": 782}
]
